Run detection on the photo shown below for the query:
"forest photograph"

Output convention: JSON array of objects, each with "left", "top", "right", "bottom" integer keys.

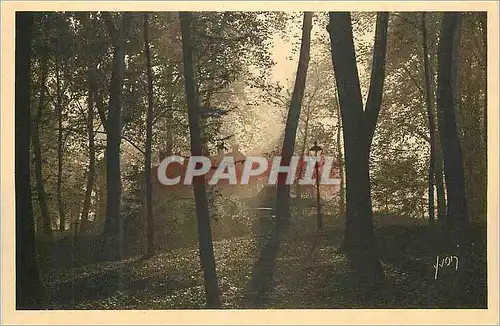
[{"left": 8, "top": 6, "right": 494, "bottom": 317}]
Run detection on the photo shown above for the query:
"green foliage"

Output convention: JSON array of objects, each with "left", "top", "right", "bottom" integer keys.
[{"left": 26, "top": 10, "right": 487, "bottom": 309}]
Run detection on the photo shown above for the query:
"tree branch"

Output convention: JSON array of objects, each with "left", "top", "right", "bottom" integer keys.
[
  {"left": 88, "top": 66, "right": 108, "bottom": 131},
  {"left": 94, "top": 130, "right": 145, "bottom": 155},
  {"left": 365, "top": 12, "right": 390, "bottom": 144}
]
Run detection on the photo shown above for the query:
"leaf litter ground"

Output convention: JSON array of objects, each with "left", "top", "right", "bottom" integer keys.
[{"left": 38, "top": 213, "right": 487, "bottom": 309}]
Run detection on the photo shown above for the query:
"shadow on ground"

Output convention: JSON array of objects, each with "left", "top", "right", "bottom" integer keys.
[{"left": 36, "top": 204, "right": 487, "bottom": 309}]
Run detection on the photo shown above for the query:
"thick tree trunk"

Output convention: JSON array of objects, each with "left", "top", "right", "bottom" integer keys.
[
  {"left": 436, "top": 12, "right": 468, "bottom": 231},
  {"left": 144, "top": 13, "right": 155, "bottom": 257},
  {"left": 275, "top": 12, "right": 313, "bottom": 222},
  {"left": 32, "top": 24, "right": 52, "bottom": 237},
  {"left": 80, "top": 71, "right": 96, "bottom": 231},
  {"left": 421, "top": 12, "right": 436, "bottom": 223},
  {"left": 328, "top": 12, "right": 389, "bottom": 283},
  {"left": 437, "top": 14, "right": 471, "bottom": 306},
  {"left": 16, "top": 12, "right": 43, "bottom": 308},
  {"left": 102, "top": 13, "right": 130, "bottom": 259},
  {"left": 55, "top": 51, "right": 65, "bottom": 231},
  {"left": 179, "top": 12, "right": 221, "bottom": 308}
]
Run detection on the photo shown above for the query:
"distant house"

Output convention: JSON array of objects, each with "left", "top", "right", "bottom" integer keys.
[
  {"left": 92, "top": 147, "right": 341, "bottom": 232},
  {"left": 152, "top": 147, "right": 341, "bottom": 201},
  {"left": 152, "top": 148, "right": 262, "bottom": 200}
]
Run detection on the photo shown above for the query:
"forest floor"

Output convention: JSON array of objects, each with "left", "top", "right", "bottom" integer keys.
[{"left": 37, "top": 211, "right": 487, "bottom": 309}]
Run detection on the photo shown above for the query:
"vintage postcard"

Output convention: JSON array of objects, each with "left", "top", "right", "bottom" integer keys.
[{"left": 1, "top": 1, "right": 498, "bottom": 325}]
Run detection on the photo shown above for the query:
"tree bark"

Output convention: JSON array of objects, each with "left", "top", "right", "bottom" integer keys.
[
  {"left": 102, "top": 13, "right": 130, "bottom": 259},
  {"left": 275, "top": 12, "right": 313, "bottom": 222},
  {"left": 436, "top": 12, "right": 468, "bottom": 231},
  {"left": 179, "top": 12, "right": 221, "bottom": 308},
  {"left": 421, "top": 12, "right": 436, "bottom": 223},
  {"left": 32, "top": 17, "right": 52, "bottom": 237},
  {"left": 16, "top": 11, "right": 43, "bottom": 308},
  {"left": 144, "top": 13, "right": 155, "bottom": 257},
  {"left": 327, "top": 12, "right": 389, "bottom": 282}
]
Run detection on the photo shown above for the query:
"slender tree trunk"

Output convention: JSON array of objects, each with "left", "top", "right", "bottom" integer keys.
[
  {"left": 16, "top": 11, "right": 43, "bottom": 308},
  {"left": 335, "top": 103, "right": 345, "bottom": 219},
  {"left": 165, "top": 66, "right": 174, "bottom": 157},
  {"left": 102, "top": 13, "right": 130, "bottom": 259},
  {"left": 179, "top": 12, "right": 221, "bottom": 308},
  {"left": 328, "top": 12, "right": 389, "bottom": 283},
  {"left": 32, "top": 24, "right": 52, "bottom": 237},
  {"left": 296, "top": 107, "right": 311, "bottom": 199},
  {"left": 144, "top": 13, "right": 155, "bottom": 257},
  {"left": 55, "top": 50, "right": 65, "bottom": 231},
  {"left": 80, "top": 70, "right": 96, "bottom": 231},
  {"left": 276, "top": 12, "right": 313, "bottom": 222},
  {"left": 421, "top": 12, "right": 436, "bottom": 223},
  {"left": 436, "top": 12, "right": 468, "bottom": 231}
]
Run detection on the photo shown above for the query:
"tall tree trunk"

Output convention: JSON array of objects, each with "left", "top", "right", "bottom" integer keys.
[
  {"left": 436, "top": 12, "right": 468, "bottom": 232},
  {"left": 421, "top": 12, "right": 436, "bottom": 223},
  {"left": 102, "top": 13, "right": 130, "bottom": 259},
  {"left": 275, "top": 12, "right": 313, "bottom": 222},
  {"left": 55, "top": 49, "right": 65, "bottom": 231},
  {"left": 328, "top": 12, "right": 389, "bottom": 283},
  {"left": 144, "top": 13, "right": 155, "bottom": 257},
  {"left": 16, "top": 12, "right": 43, "bottom": 308},
  {"left": 296, "top": 106, "right": 311, "bottom": 199},
  {"left": 437, "top": 14, "right": 470, "bottom": 306},
  {"left": 335, "top": 102, "right": 345, "bottom": 219},
  {"left": 179, "top": 12, "right": 221, "bottom": 308},
  {"left": 32, "top": 19, "right": 52, "bottom": 237},
  {"left": 80, "top": 70, "right": 96, "bottom": 231},
  {"left": 165, "top": 65, "right": 174, "bottom": 157}
]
